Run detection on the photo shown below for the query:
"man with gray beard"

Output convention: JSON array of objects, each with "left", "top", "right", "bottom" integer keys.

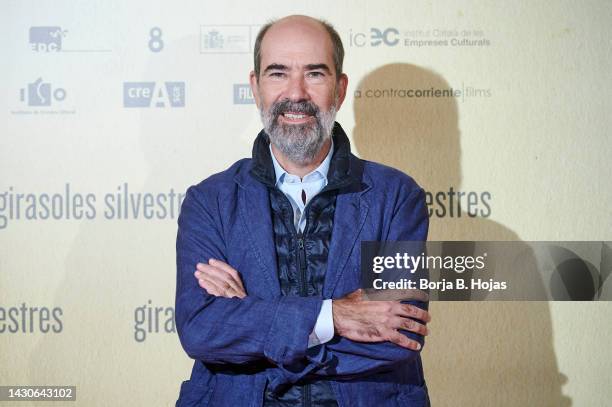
[{"left": 175, "top": 15, "right": 431, "bottom": 406}]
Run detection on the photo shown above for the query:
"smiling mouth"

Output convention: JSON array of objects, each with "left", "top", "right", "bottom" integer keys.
[{"left": 280, "top": 111, "right": 314, "bottom": 123}]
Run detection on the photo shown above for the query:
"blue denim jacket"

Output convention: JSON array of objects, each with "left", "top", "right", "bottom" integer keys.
[{"left": 175, "top": 123, "right": 430, "bottom": 406}]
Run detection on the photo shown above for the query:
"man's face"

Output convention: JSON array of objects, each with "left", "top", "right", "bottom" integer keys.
[{"left": 249, "top": 18, "right": 348, "bottom": 165}]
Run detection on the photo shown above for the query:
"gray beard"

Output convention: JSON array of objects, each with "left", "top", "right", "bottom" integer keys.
[{"left": 260, "top": 100, "right": 337, "bottom": 166}]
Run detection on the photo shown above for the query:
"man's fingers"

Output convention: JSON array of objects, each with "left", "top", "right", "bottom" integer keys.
[
  {"left": 208, "top": 259, "right": 237, "bottom": 277},
  {"left": 196, "top": 264, "right": 245, "bottom": 296},
  {"left": 194, "top": 270, "right": 246, "bottom": 298},
  {"left": 197, "top": 276, "right": 222, "bottom": 297},
  {"left": 385, "top": 329, "right": 422, "bottom": 351},
  {"left": 397, "top": 303, "right": 431, "bottom": 323},
  {"left": 199, "top": 275, "right": 245, "bottom": 299},
  {"left": 208, "top": 259, "right": 245, "bottom": 290},
  {"left": 198, "top": 260, "right": 246, "bottom": 291},
  {"left": 196, "top": 273, "right": 225, "bottom": 294},
  {"left": 393, "top": 317, "right": 428, "bottom": 336}
]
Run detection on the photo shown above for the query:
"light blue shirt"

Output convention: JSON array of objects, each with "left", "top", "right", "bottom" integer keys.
[
  {"left": 269, "top": 140, "right": 333, "bottom": 233},
  {"left": 269, "top": 140, "right": 335, "bottom": 347}
]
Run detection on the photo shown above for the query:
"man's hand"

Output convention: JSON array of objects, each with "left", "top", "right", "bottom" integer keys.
[
  {"left": 332, "top": 289, "right": 430, "bottom": 351},
  {"left": 194, "top": 259, "right": 247, "bottom": 299}
]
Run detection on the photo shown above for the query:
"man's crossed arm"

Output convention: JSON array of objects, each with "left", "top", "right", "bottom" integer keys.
[
  {"left": 194, "top": 258, "right": 429, "bottom": 351},
  {"left": 190, "top": 257, "right": 430, "bottom": 390}
]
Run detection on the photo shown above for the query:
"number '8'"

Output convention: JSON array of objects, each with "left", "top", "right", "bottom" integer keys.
[{"left": 149, "top": 27, "right": 163, "bottom": 52}]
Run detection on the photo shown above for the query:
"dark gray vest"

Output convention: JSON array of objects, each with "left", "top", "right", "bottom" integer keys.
[{"left": 249, "top": 123, "right": 358, "bottom": 407}]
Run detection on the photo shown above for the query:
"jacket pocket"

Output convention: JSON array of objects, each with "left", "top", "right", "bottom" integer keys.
[{"left": 176, "top": 379, "right": 214, "bottom": 407}]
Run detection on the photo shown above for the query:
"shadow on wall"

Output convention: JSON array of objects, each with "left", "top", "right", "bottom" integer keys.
[{"left": 352, "top": 63, "right": 571, "bottom": 406}]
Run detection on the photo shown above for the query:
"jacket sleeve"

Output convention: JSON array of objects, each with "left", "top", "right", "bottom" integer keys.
[
  {"left": 175, "top": 185, "right": 323, "bottom": 366},
  {"left": 266, "top": 186, "right": 429, "bottom": 388}
]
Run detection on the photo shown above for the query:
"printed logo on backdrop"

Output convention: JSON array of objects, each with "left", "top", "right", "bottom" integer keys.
[
  {"left": 29, "top": 26, "right": 111, "bottom": 52},
  {"left": 20, "top": 78, "right": 65, "bottom": 106},
  {"left": 233, "top": 84, "right": 255, "bottom": 104},
  {"left": 123, "top": 82, "right": 185, "bottom": 108},
  {"left": 354, "top": 82, "right": 492, "bottom": 103},
  {"left": 10, "top": 78, "right": 75, "bottom": 115},
  {"left": 200, "top": 25, "right": 261, "bottom": 54},
  {"left": 371, "top": 28, "right": 400, "bottom": 46},
  {"left": 29, "top": 27, "right": 66, "bottom": 51},
  {"left": 348, "top": 27, "right": 491, "bottom": 48}
]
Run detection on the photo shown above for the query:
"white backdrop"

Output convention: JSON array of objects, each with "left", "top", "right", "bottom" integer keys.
[{"left": 1, "top": 1, "right": 611, "bottom": 405}]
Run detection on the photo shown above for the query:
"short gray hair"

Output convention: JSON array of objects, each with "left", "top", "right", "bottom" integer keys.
[{"left": 253, "top": 17, "right": 344, "bottom": 81}]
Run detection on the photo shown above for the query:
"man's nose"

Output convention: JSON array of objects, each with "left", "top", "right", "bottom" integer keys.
[{"left": 285, "top": 74, "right": 308, "bottom": 102}]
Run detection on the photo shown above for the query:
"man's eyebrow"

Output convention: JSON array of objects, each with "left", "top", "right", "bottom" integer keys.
[
  {"left": 305, "top": 63, "right": 331, "bottom": 73},
  {"left": 263, "top": 63, "right": 289, "bottom": 73},
  {"left": 263, "top": 63, "right": 332, "bottom": 75}
]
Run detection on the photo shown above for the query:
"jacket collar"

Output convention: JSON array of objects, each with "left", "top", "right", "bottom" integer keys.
[{"left": 248, "top": 122, "right": 361, "bottom": 192}]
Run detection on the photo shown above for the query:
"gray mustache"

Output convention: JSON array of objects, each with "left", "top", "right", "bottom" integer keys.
[{"left": 270, "top": 99, "right": 319, "bottom": 118}]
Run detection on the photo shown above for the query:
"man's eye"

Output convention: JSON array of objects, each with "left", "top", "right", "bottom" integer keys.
[
  {"left": 307, "top": 71, "right": 324, "bottom": 78},
  {"left": 269, "top": 72, "right": 285, "bottom": 78}
]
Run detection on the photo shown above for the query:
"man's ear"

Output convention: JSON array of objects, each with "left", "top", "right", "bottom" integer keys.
[
  {"left": 335, "top": 73, "right": 349, "bottom": 111},
  {"left": 249, "top": 70, "right": 261, "bottom": 109}
]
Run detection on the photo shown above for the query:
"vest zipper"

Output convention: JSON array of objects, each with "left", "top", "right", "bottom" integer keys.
[
  {"left": 302, "top": 383, "right": 311, "bottom": 406},
  {"left": 296, "top": 235, "right": 310, "bottom": 406},
  {"left": 296, "top": 235, "right": 307, "bottom": 296}
]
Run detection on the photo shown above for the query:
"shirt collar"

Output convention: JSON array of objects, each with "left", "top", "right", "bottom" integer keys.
[{"left": 269, "top": 138, "right": 334, "bottom": 187}]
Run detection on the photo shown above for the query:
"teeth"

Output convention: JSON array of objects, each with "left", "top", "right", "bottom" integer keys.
[{"left": 284, "top": 113, "right": 306, "bottom": 119}]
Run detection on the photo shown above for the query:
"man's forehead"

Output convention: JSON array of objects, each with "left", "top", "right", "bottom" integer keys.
[
  {"left": 260, "top": 18, "right": 334, "bottom": 64},
  {"left": 261, "top": 52, "right": 331, "bottom": 70}
]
